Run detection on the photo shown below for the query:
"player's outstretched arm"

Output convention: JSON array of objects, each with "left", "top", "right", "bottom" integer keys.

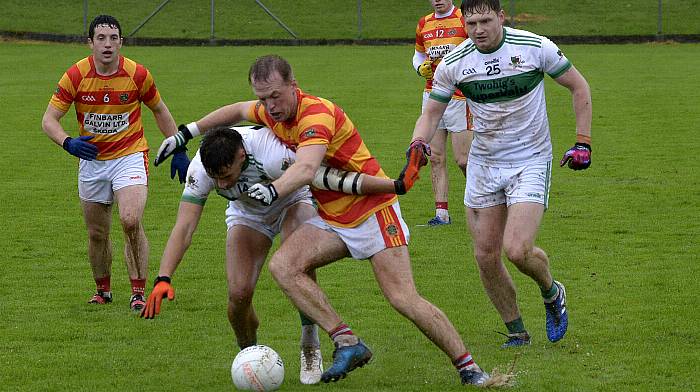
[
  {"left": 141, "top": 201, "right": 204, "bottom": 319},
  {"left": 151, "top": 101, "right": 190, "bottom": 182},
  {"left": 312, "top": 166, "right": 406, "bottom": 195},
  {"left": 154, "top": 101, "right": 257, "bottom": 166}
]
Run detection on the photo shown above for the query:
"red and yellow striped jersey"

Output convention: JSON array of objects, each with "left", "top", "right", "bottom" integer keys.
[
  {"left": 248, "top": 88, "right": 397, "bottom": 228},
  {"left": 49, "top": 56, "right": 161, "bottom": 160},
  {"left": 415, "top": 7, "right": 467, "bottom": 98}
]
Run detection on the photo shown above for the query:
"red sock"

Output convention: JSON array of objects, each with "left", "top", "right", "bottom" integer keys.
[
  {"left": 130, "top": 278, "right": 146, "bottom": 296},
  {"left": 453, "top": 352, "right": 475, "bottom": 371},
  {"left": 329, "top": 323, "right": 354, "bottom": 340},
  {"left": 95, "top": 276, "right": 111, "bottom": 292},
  {"left": 435, "top": 201, "right": 448, "bottom": 210}
]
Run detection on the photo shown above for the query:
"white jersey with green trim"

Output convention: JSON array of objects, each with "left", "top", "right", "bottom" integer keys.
[
  {"left": 431, "top": 27, "right": 572, "bottom": 167},
  {"left": 182, "top": 125, "right": 310, "bottom": 215}
]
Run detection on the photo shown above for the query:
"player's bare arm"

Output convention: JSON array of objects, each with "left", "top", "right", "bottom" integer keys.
[
  {"left": 555, "top": 66, "right": 593, "bottom": 170},
  {"left": 412, "top": 98, "right": 449, "bottom": 142},
  {"left": 150, "top": 100, "right": 178, "bottom": 137},
  {"left": 140, "top": 200, "right": 204, "bottom": 319},
  {"left": 554, "top": 66, "right": 592, "bottom": 139},
  {"left": 155, "top": 100, "right": 257, "bottom": 165},
  {"left": 41, "top": 105, "right": 70, "bottom": 145},
  {"left": 157, "top": 201, "right": 205, "bottom": 278}
]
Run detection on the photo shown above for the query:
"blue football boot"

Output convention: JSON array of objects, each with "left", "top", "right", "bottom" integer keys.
[
  {"left": 545, "top": 281, "right": 568, "bottom": 342},
  {"left": 320, "top": 340, "right": 372, "bottom": 383},
  {"left": 427, "top": 215, "right": 451, "bottom": 226},
  {"left": 499, "top": 331, "right": 531, "bottom": 349}
]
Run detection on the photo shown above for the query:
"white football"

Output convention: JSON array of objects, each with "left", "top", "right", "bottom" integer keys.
[{"left": 231, "top": 345, "right": 285, "bottom": 391}]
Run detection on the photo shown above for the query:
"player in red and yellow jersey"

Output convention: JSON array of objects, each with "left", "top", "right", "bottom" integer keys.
[
  {"left": 41, "top": 15, "right": 189, "bottom": 311},
  {"left": 414, "top": 0, "right": 473, "bottom": 227},
  {"left": 154, "top": 55, "right": 490, "bottom": 386}
]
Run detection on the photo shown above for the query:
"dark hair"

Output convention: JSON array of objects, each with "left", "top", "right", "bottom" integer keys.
[
  {"left": 88, "top": 15, "right": 122, "bottom": 39},
  {"left": 460, "top": 0, "right": 501, "bottom": 15},
  {"left": 200, "top": 127, "right": 245, "bottom": 177},
  {"left": 248, "top": 55, "right": 294, "bottom": 85}
]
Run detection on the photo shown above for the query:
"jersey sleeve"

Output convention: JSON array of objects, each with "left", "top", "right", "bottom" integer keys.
[
  {"left": 541, "top": 37, "right": 572, "bottom": 79},
  {"left": 48, "top": 71, "right": 77, "bottom": 112},
  {"left": 415, "top": 17, "right": 426, "bottom": 53},
  {"left": 181, "top": 152, "right": 215, "bottom": 206},
  {"left": 136, "top": 66, "right": 162, "bottom": 109},
  {"left": 429, "top": 61, "right": 457, "bottom": 103}
]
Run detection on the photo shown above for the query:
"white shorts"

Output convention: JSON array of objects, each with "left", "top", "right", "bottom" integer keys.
[
  {"left": 422, "top": 91, "right": 468, "bottom": 132},
  {"left": 464, "top": 160, "right": 551, "bottom": 209},
  {"left": 306, "top": 201, "right": 410, "bottom": 260},
  {"left": 225, "top": 189, "right": 314, "bottom": 240},
  {"left": 78, "top": 152, "right": 148, "bottom": 204}
]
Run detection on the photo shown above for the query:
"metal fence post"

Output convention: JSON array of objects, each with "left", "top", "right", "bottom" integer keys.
[
  {"left": 211, "top": 0, "right": 215, "bottom": 42},
  {"left": 83, "top": 0, "right": 88, "bottom": 36},
  {"left": 510, "top": 0, "right": 515, "bottom": 28},
  {"left": 657, "top": 0, "right": 663, "bottom": 39},
  {"left": 357, "top": 0, "right": 362, "bottom": 40}
]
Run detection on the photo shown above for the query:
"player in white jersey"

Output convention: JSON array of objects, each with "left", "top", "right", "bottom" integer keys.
[
  {"left": 406, "top": 0, "right": 592, "bottom": 348},
  {"left": 141, "top": 125, "right": 403, "bottom": 384}
]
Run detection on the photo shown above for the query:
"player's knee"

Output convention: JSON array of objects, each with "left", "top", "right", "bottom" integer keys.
[
  {"left": 86, "top": 225, "right": 109, "bottom": 242},
  {"left": 454, "top": 156, "right": 467, "bottom": 172},
  {"left": 429, "top": 151, "right": 445, "bottom": 166},
  {"left": 119, "top": 214, "right": 141, "bottom": 234},
  {"left": 268, "top": 255, "right": 292, "bottom": 285},
  {"left": 228, "top": 286, "right": 254, "bottom": 309},
  {"left": 504, "top": 243, "right": 531, "bottom": 265},
  {"left": 474, "top": 246, "right": 501, "bottom": 266},
  {"left": 384, "top": 288, "right": 418, "bottom": 315}
]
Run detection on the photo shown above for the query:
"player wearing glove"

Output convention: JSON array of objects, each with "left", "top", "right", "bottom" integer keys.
[
  {"left": 560, "top": 141, "right": 591, "bottom": 170},
  {"left": 394, "top": 138, "right": 431, "bottom": 195},
  {"left": 62, "top": 135, "right": 99, "bottom": 160},
  {"left": 411, "top": 0, "right": 593, "bottom": 349},
  {"left": 417, "top": 57, "right": 435, "bottom": 79},
  {"left": 41, "top": 14, "right": 184, "bottom": 311},
  {"left": 414, "top": 0, "right": 471, "bottom": 227},
  {"left": 141, "top": 125, "right": 400, "bottom": 384}
]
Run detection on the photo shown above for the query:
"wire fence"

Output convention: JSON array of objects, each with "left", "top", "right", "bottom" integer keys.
[{"left": 2, "top": 1, "right": 699, "bottom": 44}]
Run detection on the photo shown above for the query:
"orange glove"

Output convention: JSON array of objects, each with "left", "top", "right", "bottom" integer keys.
[
  {"left": 395, "top": 138, "right": 431, "bottom": 194},
  {"left": 140, "top": 277, "right": 175, "bottom": 319}
]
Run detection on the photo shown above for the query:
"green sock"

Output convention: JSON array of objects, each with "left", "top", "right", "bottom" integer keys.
[
  {"left": 505, "top": 317, "right": 526, "bottom": 334},
  {"left": 541, "top": 282, "right": 559, "bottom": 301}
]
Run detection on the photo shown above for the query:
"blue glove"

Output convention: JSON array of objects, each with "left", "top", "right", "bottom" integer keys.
[
  {"left": 63, "top": 135, "right": 98, "bottom": 160},
  {"left": 170, "top": 146, "right": 190, "bottom": 183}
]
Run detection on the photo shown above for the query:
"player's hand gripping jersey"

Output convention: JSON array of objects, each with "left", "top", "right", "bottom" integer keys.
[
  {"left": 415, "top": 6, "right": 467, "bottom": 100},
  {"left": 49, "top": 56, "right": 161, "bottom": 160},
  {"left": 430, "top": 27, "right": 572, "bottom": 167},
  {"left": 248, "top": 89, "right": 397, "bottom": 228}
]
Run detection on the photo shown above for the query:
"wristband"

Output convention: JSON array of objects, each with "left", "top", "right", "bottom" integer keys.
[
  {"left": 576, "top": 133, "right": 591, "bottom": 145},
  {"left": 186, "top": 122, "right": 200, "bottom": 138},
  {"left": 154, "top": 275, "right": 171, "bottom": 285}
]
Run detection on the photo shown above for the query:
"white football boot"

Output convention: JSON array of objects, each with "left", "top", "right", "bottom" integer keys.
[{"left": 299, "top": 345, "right": 323, "bottom": 384}]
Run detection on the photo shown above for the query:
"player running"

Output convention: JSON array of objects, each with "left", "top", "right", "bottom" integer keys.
[
  {"left": 409, "top": 0, "right": 592, "bottom": 347},
  {"left": 41, "top": 15, "right": 188, "bottom": 311}
]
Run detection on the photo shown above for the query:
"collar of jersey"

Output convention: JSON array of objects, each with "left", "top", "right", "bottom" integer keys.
[{"left": 476, "top": 27, "right": 507, "bottom": 55}]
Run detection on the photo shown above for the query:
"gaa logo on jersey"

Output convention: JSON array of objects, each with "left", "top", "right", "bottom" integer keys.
[
  {"left": 119, "top": 93, "right": 129, "bottom": 103},
  {"left": 187, "top": 175, "right": 198, "bottom": 189},
  {"left": 280, "top": 158, "right": 292, "bottom": 171}
]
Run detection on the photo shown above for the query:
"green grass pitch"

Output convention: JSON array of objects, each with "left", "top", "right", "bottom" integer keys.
[{"left": 0, "top": 41, "right": 698, "bottom": 391}]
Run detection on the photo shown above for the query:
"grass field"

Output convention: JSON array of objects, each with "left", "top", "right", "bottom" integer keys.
[
  {"left": 2, "top": 0, "right": 700, "bottom": 39},
  {"left": 1, "top": 40, "right": 699, "bottom": 391}
]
